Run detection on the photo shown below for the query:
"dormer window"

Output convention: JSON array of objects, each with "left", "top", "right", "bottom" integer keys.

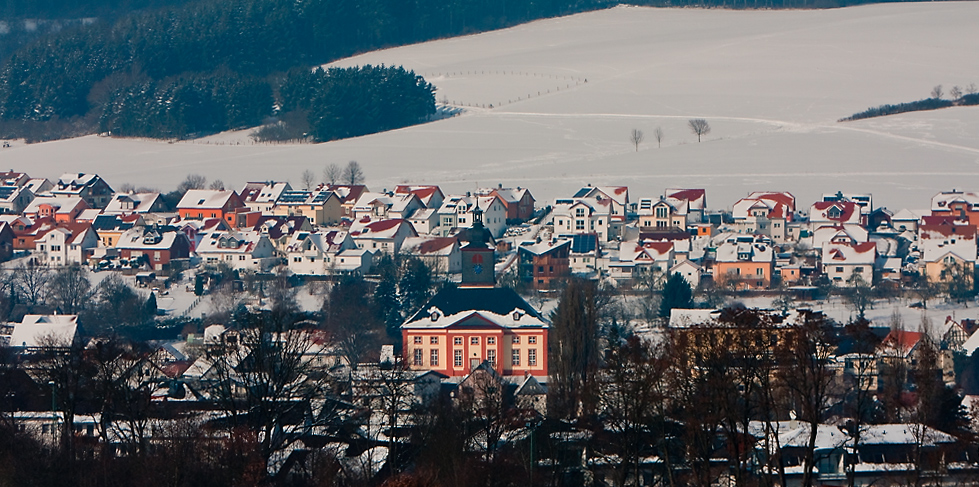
[{"left": 513, "top": 311, "right": 522, "bottom": 321}]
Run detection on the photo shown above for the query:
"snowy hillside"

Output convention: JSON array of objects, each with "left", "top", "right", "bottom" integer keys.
[{"left": 3, "top": 2, "right": 979, "bottom": 210}]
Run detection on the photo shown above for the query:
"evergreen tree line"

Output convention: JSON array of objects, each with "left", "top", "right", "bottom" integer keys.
[
  {"left": 841, "top": 92, "right": 979, "bottom": 122},
  {"left": 0, "top": 0, "right": 604, "bottom": 140}
]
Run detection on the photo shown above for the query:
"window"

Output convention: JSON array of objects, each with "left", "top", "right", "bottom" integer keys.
[
  {"left": 413, "top": 349, "right": 423, "bottom": 366},
  {"left": 512, "top": 336, "right": 520, "bottom": 344},
  {"left": 454, "top": 337, "right": 463, "bottom": 345},
  {"left": 576, "top": 208, "right": 585, "bottom": 217},
  {"left": 576, "top": 220, "right": 585, "bottom": 230},
  {"left": 656, "top": 207, "right": 667, "bottom": 218},
  {"left": 756, "top": 268, "right": 764, "bottom": 276},
  {"left": 528, "top": 336, "right": 537, "bottom": 344},
  {"left": 854, "top": 266, "right": 864, "bottom": 273},
  {"left": 487, "top": 349, "right": 496, "bottom": 366},
  {"left": 487, "top": 336, "right": 496, "bottom": 345},
  {"left": 430, "top": 337, "right": 439, "bottom": 344},
  {"left": 528, "top": 349, "right": 537, "bottom": 366},
  {"left": 430, "top": 349, "right": 439, "bottom": 366},
  {"left": 413, "top": 336, "right": 423, "bottom": 344},
  {"left": 471, "top": 337, "right": 479, "bottom": 345},
  {"left": 512, "top": 349, "right": 521, "bottom": 366},
  {"left": 836, "top": 266, "right": 844, "bottom": 273},
  {"left": 454, "top": 349, "right": 463, "bottom": 367}
]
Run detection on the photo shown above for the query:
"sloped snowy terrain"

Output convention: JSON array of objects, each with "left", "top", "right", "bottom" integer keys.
[{"left": 3, "top": 2, "right": 979, "bottom": 210}]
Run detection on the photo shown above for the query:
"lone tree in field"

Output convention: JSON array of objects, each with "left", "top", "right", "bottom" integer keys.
[
  {"left": 630, "top": 129, "right": 644, "bottom": 152},
  {"left": 689, "top": 119, "right": 711, "bottom": 142},
  {"left": 654, "top": 126, "right": 664, "bottom": 148},
  {"left": 342, "top": 160, "right": 365, "bottom": 185},
  {"left": 931, "top": 84, "right": 944, "bottom": 99},
  {"left": 950, "top": 85, "right": 963, "bottom": 100}
]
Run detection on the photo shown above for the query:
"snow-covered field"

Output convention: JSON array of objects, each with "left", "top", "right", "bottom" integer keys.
[{"left": 3, "top": 2, "right": 979, "bottom": 210}]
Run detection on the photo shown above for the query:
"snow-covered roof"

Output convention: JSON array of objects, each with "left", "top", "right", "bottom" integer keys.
[
  {"left": 9, "top": 314, "right": 78, "bottom": 348},
  {"left": 715, "top": 240, "right": 773, "bottom": 263},
  {"left": 103, "top": 192, "right": 162, "bottom": 214},
  {"left": 821, "top": 242, "right": 877, "bottom": 265},
  {"left": 177, "top": 189, "right": 238, "bottom": 210}
]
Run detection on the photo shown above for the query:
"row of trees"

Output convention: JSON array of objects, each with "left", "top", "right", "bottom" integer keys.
[
  {"left": 0, "top": 263, "right": 161, "bottom": 337},
  {"left": 628, "top": 118, "right": 711, "bottom": 151},
  {"left": 547, "top": 278, "right": 972, "bottom": 487}
]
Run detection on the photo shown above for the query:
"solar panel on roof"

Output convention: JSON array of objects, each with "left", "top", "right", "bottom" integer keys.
[
  {"left": 0, "top": 187, "right": 15, "bottom": 199},
  {"left": 279, "top": 192, "right": 310, "bottom": 203}
]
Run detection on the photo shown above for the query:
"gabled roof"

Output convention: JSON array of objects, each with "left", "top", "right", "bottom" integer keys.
[
  {"left": 880, "top": 330, "right": 924, "bottom": 357},
  {"left": 515, "top": 375, "right": 547, "bottom": 396},
  {"left": 402, "top": 236, "right": 459, "bottom": 256},
  {"left": 519, "top": 239, "right": 571, "bottom": 257},
  {"left": 239, "top": 181, "right": 291, "bottom": 204},
  {"left": 322, "top": 184, "right": 368, "bottom": 204},
  {"left": 349, "top": 218, "right": 413, "bottom": 239},
  {"left": 404, "top": 287, "right": 545, "bottom": 328},
  {"left": 177, "top": 190, "right": 241, "bottom": 210},
  {"left": 821, "top": 242, "right": 876, "bottom": 265},
  {"left": 665, "top": 188, "right": 706, "bottom": 210},
  {"left": 9, "top": 314, "right": 78, "bottom": 348},
  {"left": 103, "top": 192, "right": 162, "bottom": 214}
]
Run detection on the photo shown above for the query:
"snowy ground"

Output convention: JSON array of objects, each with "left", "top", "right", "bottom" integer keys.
[{"left": 0, "top": 2, "right": 977, "bottom": 211}]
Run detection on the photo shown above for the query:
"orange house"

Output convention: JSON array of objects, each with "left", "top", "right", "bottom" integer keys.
[
  {"left": 177, "top": 190, "right": 246, "bottom": 224},
  {"left": 402, "top": 287, "right": 549, "bottom": 379},
  {"left": 714, "top": 238, "right": 775, "bottom": 289}
]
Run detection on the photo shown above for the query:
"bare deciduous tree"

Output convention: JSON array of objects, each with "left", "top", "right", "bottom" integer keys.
[
  {"left": 629, "top": 128, "right": 644, "bottom": 152},
  {"left": 16, "top": 261, "right": 50, "bottom": 310},
  {"left": 688, "top": 119, "right": 711, "bottom": 142},
  {"left": 950, "top": 85, "right": 963, "bottom": 100},
  {"left": 654, "top": 126, "right": 664, "bottom": 148},
  {"left": 47, "top": 264, "right": 91, "bottom": 315},
  {"left": 968, "top": 83, "right": 979, "bottom": 95},
  {"left": 323, "top": 163, "right": 341, "bottom": 186},
  {"left": 931, "top": 84, "right": 944, "bottom": 99},
  {"left": 301, "top": 169, "right": 316, "bottom": 190},
  {"left": 342, "top": 160, "right": 365, "bottom": 185},
  {"left": 208, "top": 179, "right": 225, "bottom": 191},
  {"left": 177, "top": 174, "right": 207, "bottom": 194}
]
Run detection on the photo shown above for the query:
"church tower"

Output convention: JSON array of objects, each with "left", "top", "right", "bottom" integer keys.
[{"left": 460, "top": 201, "right": 495, "bottom": 287}]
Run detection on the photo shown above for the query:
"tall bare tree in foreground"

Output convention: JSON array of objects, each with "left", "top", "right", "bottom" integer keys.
[
  {"left": 15, "top": 261, "right": 50, "bottom": 311},
  {"left": 630, "top": 129, "right": 644, "bottom": 152},
  {"left": 689, "top": 119, "right": 711, "bottom": 142}
]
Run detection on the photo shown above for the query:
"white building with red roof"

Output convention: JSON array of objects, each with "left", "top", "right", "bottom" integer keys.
[
  {"left": 920, "top": 221, "right": 977, "bottom": 282},
  {"left": 349, "top": 218, "right": 418, "bottom": 255},
  {"left": 195, "top": 230, "right": 277, "bottom": 271},
  {"left": 609, "top": 239, "right": 674, "bottom": 284},
  {"left": 34, "top": 222, "right": 99, "bottom": 266},
  {"left": 401, "top": 236, "right": 462, "bottom": 274},
  {"left": 808, "top": 224, "right": 869, "bottom": 250},
  {"left": 821, "top": 241, "right": 877, "bottom": 286},
  {"left": 732, "top": 192, "right": 795, "bottom": 243},
  {"left": 665, "top": 188, "right": 707, "bottom": 222},
  {"left": 809, "top": 200, "right": 864, "bottom": 228},
  {"left": 394, "top": 185, "right": 444, "bottom": 209}
]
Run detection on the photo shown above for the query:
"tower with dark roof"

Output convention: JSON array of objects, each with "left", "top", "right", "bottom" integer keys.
[{"left": 461, "top": 200, "right": 495, "bottom": 287}]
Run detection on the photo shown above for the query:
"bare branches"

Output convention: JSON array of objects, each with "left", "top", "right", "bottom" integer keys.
[
  {"left": 629, "top": 128, "right": 644, "bottom": 152},
  {"left": 688, "top": 118, "right": 711, "bottom": 142},
  {"left": 654, "top": 126, "right": 664, "bottom": 148}
]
